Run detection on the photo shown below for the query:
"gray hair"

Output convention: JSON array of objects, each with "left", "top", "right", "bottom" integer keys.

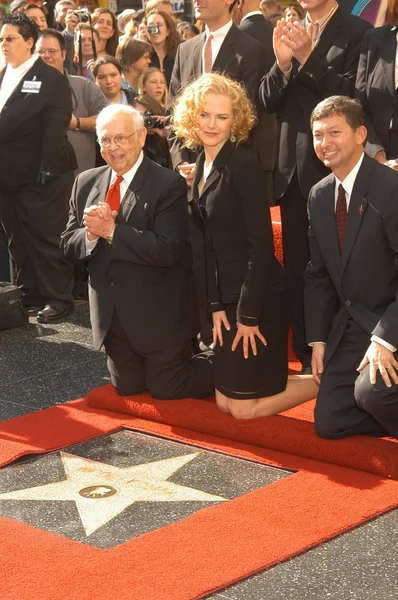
[
  {"left": 55, "top": 0, "right": 77, "bottom": 15},
  {"left": 96, "top": 104, "right": 144, "bottom": 136}
]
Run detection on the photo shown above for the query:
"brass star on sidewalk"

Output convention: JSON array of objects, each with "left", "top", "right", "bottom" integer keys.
[{"left": 0, "top": 452, "right": 227, "bottom": 536}]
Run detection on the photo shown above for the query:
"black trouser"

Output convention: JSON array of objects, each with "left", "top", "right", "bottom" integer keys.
[
  {"left": 0, "top": 172, "right": 74, "bottom": 308},
  {"left": 279, "top": 172, "right": 312, "bottom": 368},
  {"left": 0, "top": 225, "right": 10, "bottom": 281},
  {"left": 315, "top": 320, "right": 394, "bottom": 439},
  {"left": 104, "top": 312, "right": 214, "bottom": 399}
]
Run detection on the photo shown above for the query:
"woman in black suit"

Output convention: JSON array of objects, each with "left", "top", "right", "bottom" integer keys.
[
  {"left": 355, "top": 0, "right": 398, "bottom": 169},
  {"left": 173, "top": 73, "right": 317, "bottom": 418}
]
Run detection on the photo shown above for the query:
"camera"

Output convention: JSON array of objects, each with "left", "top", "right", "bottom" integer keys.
[
  {"left": 147, "top": 25, "right": 160, "bottom": 34},
  {"left": 75, "top": 9, "right": 91, "bottom": 23},
  {"left": 143, "top": 110, "right": 164, "bottom": 129}
]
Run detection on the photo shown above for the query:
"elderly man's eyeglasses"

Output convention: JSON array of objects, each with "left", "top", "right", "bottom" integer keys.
[
  {"left": 97, "top": 130, "right": 140, "bottom": 148},
  {"left": 0, "top": 35, "right": 23, "bottom": 43},
  {"left": 36, "top": 48, "right": 62, "bottom": 55}
]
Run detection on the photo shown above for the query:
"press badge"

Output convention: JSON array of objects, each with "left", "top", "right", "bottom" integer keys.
[{"left": 21, "top": 80, "right": 42, "bottom": 94}]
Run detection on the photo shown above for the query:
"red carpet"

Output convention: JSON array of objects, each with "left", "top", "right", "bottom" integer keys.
[
  {"left": 2, "top": 207, "right": 398, "bottom": 598},
  {"left": 2, "top": 394, "right": 398, "bottom": 600}
]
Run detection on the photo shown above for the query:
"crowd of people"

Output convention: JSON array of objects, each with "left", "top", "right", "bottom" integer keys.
[{"left": 1, "top": 0, "right": 398, "bottom": 440}]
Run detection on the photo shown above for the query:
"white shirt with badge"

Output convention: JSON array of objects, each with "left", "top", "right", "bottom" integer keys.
[{"left": 0, "top": 54, "right": 39, "bottom": 113}]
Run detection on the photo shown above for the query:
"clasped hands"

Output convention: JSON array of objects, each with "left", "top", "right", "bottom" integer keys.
[
  {"left": 212, "top": 310, "right": 267, "bottom": 359},
  {"left": 82, "top": 203, "right": 117, "bottom": 242},
  {"left": 274, "top": 17, "right": 313, "bottom": 73},
  {"left": 312, "top": 340, "right": 398, "bottom": 387}
]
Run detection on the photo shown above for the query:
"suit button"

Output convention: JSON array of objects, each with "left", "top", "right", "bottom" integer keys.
[
  {"left": 345, "top": 300, "right": 351, "bottom": 307},
  {"left": 110, "top": 281, "right": 116, "bottom": 287}
]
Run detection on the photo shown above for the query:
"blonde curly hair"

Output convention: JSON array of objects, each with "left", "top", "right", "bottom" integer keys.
[{"left": 172, "top": 73, "right": 256, "bottom": 148}]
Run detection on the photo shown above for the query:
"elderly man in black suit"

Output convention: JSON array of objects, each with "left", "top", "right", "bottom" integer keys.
[
  {"left": 61, "top": 104, "right": 213, "bottom": 400},
  {"left": 260, "top": 0, "right": 372, "bottom": 372},
  {"left": 0, "top": 14, "right": 76, "bottom": 322},
  {"left": 167, "top": 0, "right": 270, "bottom": 180},
  {"left": 305, "top": 96, "right": 398, "bottom": 440}
]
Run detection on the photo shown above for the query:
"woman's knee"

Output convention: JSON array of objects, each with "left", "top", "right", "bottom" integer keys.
[{"left": 228, "top": 399, "right": 258, "bottom": 419}]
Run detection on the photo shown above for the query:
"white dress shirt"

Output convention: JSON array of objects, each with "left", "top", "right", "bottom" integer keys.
[
  {"left": 203, "top": 20, "right": 234, "bottom": 71},
  {"left": 85, "top": 151, "right": 144, "bottom": 255},
  {"left": 0, "top": 54, "right": 39, "bottom": 113},
  {"left": 311, "top": 152, "right": 396, "bottom": 352}
]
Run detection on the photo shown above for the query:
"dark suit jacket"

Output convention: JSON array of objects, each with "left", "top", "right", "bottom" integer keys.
[
  {"left": 0, "top": 57, "right": 76, "bottom": 191},
  {"left": 238, "top": 13, "right": 274, "bottom": 71},
  {"left": 260, "top": 8, "right": 372, "bottom": 200},
  {"left": 191, "top": 141, "right": 287, "bottom": 326},
  {"left": 238, "top": 14, "right": 277, "bottom": 175},
  {"left": 304, "top": 154, "right": 398, "bottom": 366},
  {"left": 355, "top": 26, "right": 398, "bottom": 159},
  {"left": 60, "top": 156, "right": 200, "bottom": 352},
  {"left": 167, "top": 24, "right": 268, "bottom": 169}
]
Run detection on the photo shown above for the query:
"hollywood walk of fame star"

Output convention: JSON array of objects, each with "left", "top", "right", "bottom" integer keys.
[{"left": 0, "top": 452, "right": 227, "bottom": 536}]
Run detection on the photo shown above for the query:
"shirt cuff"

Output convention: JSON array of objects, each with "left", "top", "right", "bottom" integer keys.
[
  {"left": 85, "top": 234, "right": 98, "bottom": 256},
  {"left": 308, "top": 342, "right": 326, "bottom": 347},
  {"left": 371, "top": 335, "right": 397, "bottom": 353}
]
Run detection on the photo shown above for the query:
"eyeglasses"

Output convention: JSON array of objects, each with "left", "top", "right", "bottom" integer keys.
[
  {"left": 97, "top": 130, "right": 141, "bottom": 148},
  {"left": 36, "top": 48, "right": 62, "bottom": 55},
  {"left": 0, "top": 35, "right": 23, "bottom": 43}
]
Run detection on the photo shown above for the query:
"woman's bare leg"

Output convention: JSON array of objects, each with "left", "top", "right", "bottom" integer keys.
[{"left": 215, "top": 375, "right": 318, "bottom": 419}]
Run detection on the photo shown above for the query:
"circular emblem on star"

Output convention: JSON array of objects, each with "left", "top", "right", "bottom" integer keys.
[{"left": 79, "top": 485, "right": 118, "bottom": 499}]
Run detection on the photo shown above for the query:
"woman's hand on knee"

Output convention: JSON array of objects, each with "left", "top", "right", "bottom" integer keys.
[
  {"left": 231, "top": 323, "right": 267, "bottom": 359},
  {"left": 212, "top": 310, "right": 230, "bottom": 347}
]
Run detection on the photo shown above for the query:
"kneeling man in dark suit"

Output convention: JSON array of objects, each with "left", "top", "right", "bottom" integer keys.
[
  {"left": 305, "top": 96, "right": 398, "bottom": 440},
  {"left": 61, "top": 104, "right": 213, "bottom": 399}
]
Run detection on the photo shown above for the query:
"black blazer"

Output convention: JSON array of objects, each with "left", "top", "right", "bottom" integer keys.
[
  {"left": 191, "top": 141, "right": 287, "bottom": 326},
  {"left": 304, "top": 154, "right": 398, "bottom": 365},
  {"left": 61, "top": 156, "right": 199, "bottom": 352},
  {"left": 238, "top": 14, "right": 277, "bottom": 174},
  {"left": 355, "top": 26, "right": 398, "bottom": 159},
  {"left": 259, "top": 8, "right": 372, "bottom": 200},
  {"left": 238, "top": 13, "right": 274, "bottom": 71},
  {"left": 0, "top": 58, "right": 76, "bottom": 191},
  {"left": 167, "top": 24, "right": 268, "bottom": 169}
]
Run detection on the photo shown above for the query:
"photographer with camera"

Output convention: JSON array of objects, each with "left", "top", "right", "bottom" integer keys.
[
  {"left": 134, "top": 94, "right": 170, "bottom": 168},
  {"left": 138, "top": 9, "right": 179, "bottom": 87}
]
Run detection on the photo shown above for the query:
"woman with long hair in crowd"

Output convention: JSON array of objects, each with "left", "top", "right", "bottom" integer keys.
[
  {"left": 283, "top": 4, "right": 305, "bottom": 22},
  {"left": 141, "top": 9, "right": 179, "bottom": 87},
  {"left": 139, "top": 67, "right": 168, "bottom": 107},
  {"left": 134, "top": 94, "right": 170, "bottom": 167},
  {"left": 91, "top": 7, "right": 119, "bottom": 57},
  {"left": 173, "top": 73, "right": 317, "bottom": 419},
  {"left": 115, "top": 37, "right": 152, "bottom": 94},
  {"left": 92, "top": 56, "right": 137, "bottom": 104}
]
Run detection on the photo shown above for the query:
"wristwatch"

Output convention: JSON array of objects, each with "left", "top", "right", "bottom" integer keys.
[
  {"left": 106, "top": 226, "right": 116, "bottom": 245},
  {"left": 75, "top": 117, "right": 81, "bottom": 130}
]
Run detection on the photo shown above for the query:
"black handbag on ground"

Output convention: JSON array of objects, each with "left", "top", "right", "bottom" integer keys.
[{"left": 0, "top": 282, "right": 29, "bottom": 330}]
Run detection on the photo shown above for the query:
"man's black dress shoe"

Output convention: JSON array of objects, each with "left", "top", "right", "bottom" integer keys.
[
  {"left": 24, "top": 305, "right": 44, "bottom": 317},
  {"left": 36, "top": 304, "right": 74, "bottom": 323},
  {"left": 300, "top": 366, "right": 313, "bottom": 375}
]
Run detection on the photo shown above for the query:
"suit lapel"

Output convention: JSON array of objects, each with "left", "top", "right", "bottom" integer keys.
[
  {"left": 86, "top": 168, "right": 111, "bottom": 208},
  {"left": 3, "top": 58, "right": 44, "bottom": 109},
  {"left": 212, "top": 25, "right": 237, "bottom": 73},
  {"left": 341, "top": 156, "right": 370, "bottom": 273},
  {"left": 191, "top": 34, "right": 205, "bottom": 78},
  {"left": 312, "top": 9, "right": 343, "bottom": 60},
  {"left": 119, "top": 156, "right": 148, "bottom": 222},
  {"left": 380, "top": 27, "right": 396, "bottom": 98},
  {"left": 319, "top": 177, "right": 341, "bottom": 267}
]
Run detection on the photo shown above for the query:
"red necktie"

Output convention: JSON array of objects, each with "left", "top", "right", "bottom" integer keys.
[
  {"left": 105, "top": 175, "right": 123, "bottom": 212},
  {"left": 204, "top": 34, "right": 213, "bottom": 73},
  {"left": 336, "top": 184, "right": 347, "bottom": 251}
]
